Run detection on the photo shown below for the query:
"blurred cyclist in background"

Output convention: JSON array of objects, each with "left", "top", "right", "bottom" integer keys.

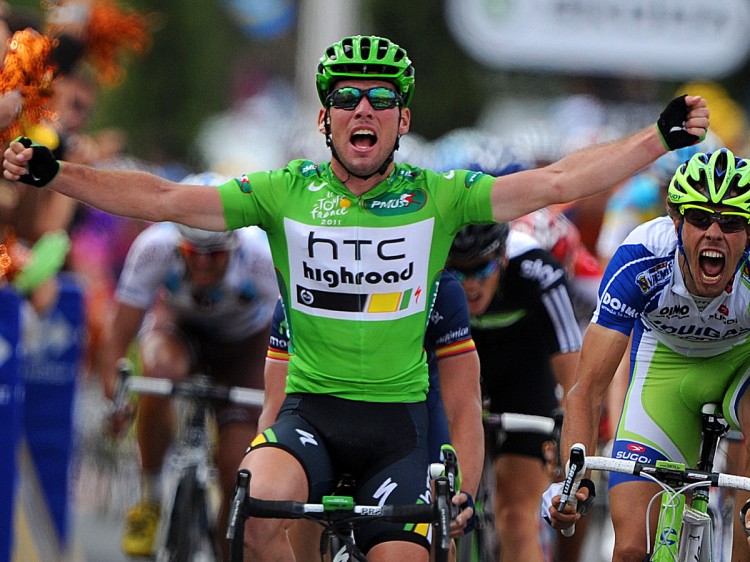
[
  {"left": 447, "top": 222, "right": 582, "bottom": 562},
  {"left": 97, "top": 173, "right": 278, "bottom": 559}
]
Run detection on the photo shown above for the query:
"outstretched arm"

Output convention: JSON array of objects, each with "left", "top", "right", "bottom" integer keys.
[
  {"left": 490, "top": 95, "right": 709, "bottom": 223},
  {"left": 3, "top": 140, "right": 227, "bottom": 229}
]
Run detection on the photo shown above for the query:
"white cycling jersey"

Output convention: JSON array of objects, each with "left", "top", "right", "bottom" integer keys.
[
  {"left": 597, "top": 216, "right": 750, "bottom": 479},
  {"left": 116, "top": 222, "right": 278, "bottom": 341},
  {"left": 594, "top": 216, "right": 750, "bottom": 357}
]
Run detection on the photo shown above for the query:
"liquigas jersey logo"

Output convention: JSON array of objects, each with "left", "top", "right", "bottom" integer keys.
[
  {"left": 364, "top": 189, "right": 427, "bottom": 216},
  {"left": 284, "top": 217, "right": 433, "bottom": 320}
]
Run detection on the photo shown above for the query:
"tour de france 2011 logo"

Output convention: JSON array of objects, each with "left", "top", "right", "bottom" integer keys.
[{"left": 311, "top": 192, "right": 351, "bottom": 223}]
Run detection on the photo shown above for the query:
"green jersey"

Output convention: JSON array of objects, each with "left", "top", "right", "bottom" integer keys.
[{"left": 218, "top": 160, "right": 494, "bottom": 402}]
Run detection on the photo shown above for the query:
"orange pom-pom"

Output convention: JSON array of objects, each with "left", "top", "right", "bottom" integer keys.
[
  {"left": 85, "top": 0, "right": 152, "bottom": 85},
  {"left": 0, "top": 29, "right": 56, "bottom": 145}
]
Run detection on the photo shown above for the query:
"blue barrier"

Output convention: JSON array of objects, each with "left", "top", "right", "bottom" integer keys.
[
  {"left": 0, "top": 287, "right": 21, "bottom": 562},
  {"left": 21, "top": 272, "right": 84, "bottom": 549}
]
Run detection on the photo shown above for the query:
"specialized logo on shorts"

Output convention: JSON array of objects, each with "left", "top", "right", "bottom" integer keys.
[
  {"left": 636, "top": 261, "right": 672, "bottom": 294},
  {"left": 373, "top": 478, "right": 398, "bottom": 505},
  {"left": 364, "top": 190, "right": 427, "bottom": 216},
  {"left": 295, "top": 428, "right": 318, "bottom": 447},
  {"left": 239, "top": 174, "right": 252, "bottom": 193},
  {"left": 284, "top": 217, "right": 432, "bottom": 320}
]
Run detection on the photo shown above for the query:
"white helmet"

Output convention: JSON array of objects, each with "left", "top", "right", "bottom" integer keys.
[
  {"left": 175, "top": 171, "right": 238, "bottom": 251},
  {"left": 174, "top": 223, "right": 238, "bottom": 251}
]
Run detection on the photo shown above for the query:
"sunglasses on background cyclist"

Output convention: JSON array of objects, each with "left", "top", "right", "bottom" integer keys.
[
  {"left": 325, "top": 86, "right": 404, "bottom": 111},
  {"left": 179, "top": 241, "right": 229, "bottom": 260},
  {"left": 679, "top": 204, "right": 750, "bottom": 234},
  {"left": 448, "top": 260, "right": 499, "bottom": 283}
]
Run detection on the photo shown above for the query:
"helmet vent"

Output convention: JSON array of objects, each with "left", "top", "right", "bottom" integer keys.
[{"left": 360, "top": 36, "right": 372, "bottom": 59}]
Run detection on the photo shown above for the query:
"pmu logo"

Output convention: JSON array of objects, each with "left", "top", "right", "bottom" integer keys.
[{"left": 364, "top": 189, "right": 427, "bottom": 216}]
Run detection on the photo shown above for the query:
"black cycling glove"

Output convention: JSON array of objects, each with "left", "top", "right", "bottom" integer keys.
[
  {"left": 656, "top": 95, "right": 704, "bottom": 151},
  {"left": 15, "top": 136, "right": 60, "bottom": 188}
]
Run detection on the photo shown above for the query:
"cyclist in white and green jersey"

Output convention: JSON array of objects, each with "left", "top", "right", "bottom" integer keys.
[
  {"left": 3, "top": 34, "right": 709, "bottom": 562},
  {"left": 546, "top": 149, "right": 750, "bottom": 561}
]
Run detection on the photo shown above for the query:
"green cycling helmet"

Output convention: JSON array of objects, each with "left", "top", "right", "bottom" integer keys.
[
  {"left": 667, "top": 148, "right": 750, "bottom": 213},
  {"left": 315, "top": 35, "right": 415, "bottom": 107}
]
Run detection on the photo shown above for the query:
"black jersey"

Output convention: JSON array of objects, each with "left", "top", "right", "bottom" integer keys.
[{"left": 472, "top": 231, "right": 582, "bottom": 430}]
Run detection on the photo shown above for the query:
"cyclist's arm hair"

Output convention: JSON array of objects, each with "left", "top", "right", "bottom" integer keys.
[
  {"left": 489, "top": 96, "right": 707, "bottom": 223},
  {"left": 559, "top": 323, "right": 629, "bottom": 466},
  {"left": 97, "top": 301, "right": 146, "bottom": 400},
  {"left": 550, "top": 350, "right": 579, "bottom": 409},
  {"left": 439, "top": 350, "right": 483, "bottom": 497},
  {"left": 257, "top": 358, "right": 288, "bottom": 433},
  {"left": 5, "top": 142, "right": 227, "bottom": 229}
]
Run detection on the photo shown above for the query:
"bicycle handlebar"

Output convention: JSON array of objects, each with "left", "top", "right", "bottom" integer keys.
[
  {"left": 557, "top": 444, "right": 750, "bottom": 539},
  {"left": 242, "top": 496, "right": 436, "bottom": 522},
  {"left": 114, "top": 358, "right": 265, "bottom": 409},
  {"left": 483, "top": 412, "right": 558, "bottom": 435},
  {"left": 227, "top": 466, "right": 455, "bottom": 562},
  {"left": 584, "top": 456, "right": 750, "bottom": 491}
]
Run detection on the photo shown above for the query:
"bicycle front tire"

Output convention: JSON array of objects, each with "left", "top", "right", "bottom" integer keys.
[{"left": 159, "top": 467, "right": 221, "bottom": 562}]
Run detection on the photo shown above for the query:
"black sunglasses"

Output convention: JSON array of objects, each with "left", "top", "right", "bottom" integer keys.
[
  {"left": 325, "top": 86, "right": 404, "bottom": 111},
  {"left": 680, "top": 204, "right": 750, "bottom": 234}
]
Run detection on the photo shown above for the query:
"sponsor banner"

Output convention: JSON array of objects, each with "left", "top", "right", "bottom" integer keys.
[
  {"left": 21, "top": 273, "right": 84, "bottom": 548},
  {"left": 446, "top": 0, "right": 750, "bottom": 78},
  {"left": 0, "top": 287, "right": 21, "bottom": 562}
]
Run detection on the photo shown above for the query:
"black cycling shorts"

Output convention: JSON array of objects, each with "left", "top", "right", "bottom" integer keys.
[{"left": 252, "top": 393, "right": 431, "bottom": 553}]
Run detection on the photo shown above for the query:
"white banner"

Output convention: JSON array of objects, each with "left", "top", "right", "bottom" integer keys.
[{"left": 445, "top": 0, "right": 750, "bottom": 78}]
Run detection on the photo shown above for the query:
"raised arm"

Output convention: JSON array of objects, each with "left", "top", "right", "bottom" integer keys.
[
  {"left": 3, "top": 139, "right": 227, "bottom": 230},
  {"left": 490, "top": 95, "right": 709, "bottom": 223}
]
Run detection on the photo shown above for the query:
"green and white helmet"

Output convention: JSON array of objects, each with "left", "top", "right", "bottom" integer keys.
[
  {"left": 667, "top": 148, "right": 750, "bottom": 213},
  {"left": 315, "top": 35, "right": 415, "bottom": 107}
]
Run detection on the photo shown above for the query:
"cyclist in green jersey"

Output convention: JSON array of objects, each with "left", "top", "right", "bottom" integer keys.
[{"left": 3, "top": 35, "right": 709, "bottom": 562}]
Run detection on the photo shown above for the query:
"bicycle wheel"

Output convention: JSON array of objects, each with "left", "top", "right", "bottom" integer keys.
[{"left": 159, "top": 467, "right": 221, "bottom": 562}]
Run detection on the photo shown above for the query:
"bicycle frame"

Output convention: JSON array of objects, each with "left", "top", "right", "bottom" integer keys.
[{"left": 114, "top": 360, "right": 265, "bottom": 562}]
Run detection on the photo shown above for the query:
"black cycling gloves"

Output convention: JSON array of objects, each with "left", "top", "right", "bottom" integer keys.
[
  {"left": 15, "top": 136, "right": 61, "bottom": 188},
  {"left": 657, "top": 94, "right": 705, "bottom": 151}
]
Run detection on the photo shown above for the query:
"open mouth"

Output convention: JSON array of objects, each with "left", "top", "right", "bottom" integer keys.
[
  {"left": 350, "top": 129, "right": 377, "bottom": 150},
  {"left": 698, "top": 249, "right": 726, "bottom": 281}
]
